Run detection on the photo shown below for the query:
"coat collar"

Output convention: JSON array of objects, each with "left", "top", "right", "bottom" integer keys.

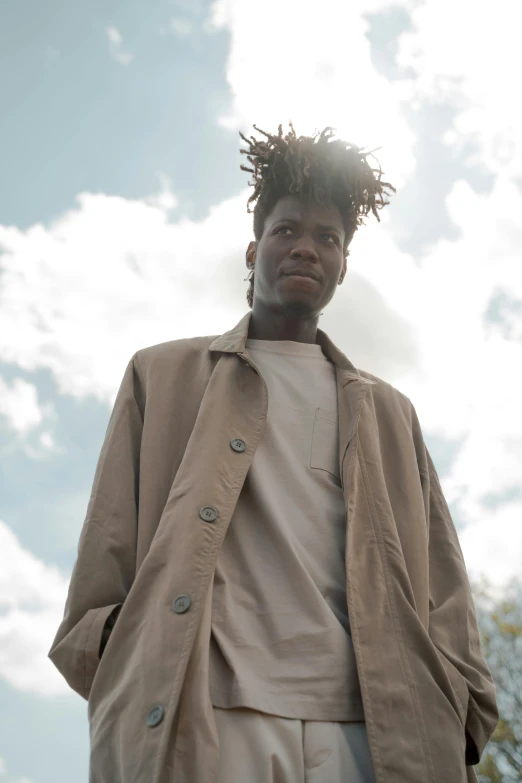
[{"left": 209, "top": 311, "right": 377, "bottom": 387}]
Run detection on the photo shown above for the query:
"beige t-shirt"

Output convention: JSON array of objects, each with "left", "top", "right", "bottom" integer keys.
[{"left": 209, "top": 337, "right": 365, "bottom": 722}]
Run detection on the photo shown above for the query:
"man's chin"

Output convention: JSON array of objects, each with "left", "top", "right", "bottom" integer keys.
[{"left": 279, "top": 300, "right": 317, "bottom": 319}]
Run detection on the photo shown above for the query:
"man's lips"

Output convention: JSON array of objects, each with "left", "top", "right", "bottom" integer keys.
[{"left": 281, "top": 267, "right": 321, "bottom": 281}]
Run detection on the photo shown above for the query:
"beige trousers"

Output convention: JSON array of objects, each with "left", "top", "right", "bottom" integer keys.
[{"left": 213, "top": 707, "right": 376, "bottom": 783}]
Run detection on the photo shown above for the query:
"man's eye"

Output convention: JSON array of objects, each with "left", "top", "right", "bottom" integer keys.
[{"left": 274, "top": 227, "right": 336, "bottom": 243}]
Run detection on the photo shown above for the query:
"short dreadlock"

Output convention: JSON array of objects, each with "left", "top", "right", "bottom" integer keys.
[{"left": 240, "top": 121, "right": 396, "bottom": 308}]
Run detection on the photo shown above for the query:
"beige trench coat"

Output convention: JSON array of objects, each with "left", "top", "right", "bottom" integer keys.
[{"left": 49, "top": 311, "right": 499, "bottom": 783}]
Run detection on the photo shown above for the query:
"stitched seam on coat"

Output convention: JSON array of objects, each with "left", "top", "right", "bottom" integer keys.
[
  {"left": 343, "top": 439, "right": 384, "bottom": 783},
  {"left": 358, "top": 443, "right": 437, "bottom": 783}
]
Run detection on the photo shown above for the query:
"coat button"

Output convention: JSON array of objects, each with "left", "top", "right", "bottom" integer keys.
[
  {"left": 199, "top": 506, "right": 218, "bottom": 523},
  {"left": 147, "top": 706, "right": 164, "bottom": 727},
  {"left": 172, "top": 594, "right": 191, "bottom": 613},
  {"left": 230, "top": 438, "right": 246, "bottom": 452}
]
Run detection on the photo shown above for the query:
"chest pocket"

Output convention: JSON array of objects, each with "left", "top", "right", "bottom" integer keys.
[{"left": 310, "top": 407, "right": 340, "bottom": 479}]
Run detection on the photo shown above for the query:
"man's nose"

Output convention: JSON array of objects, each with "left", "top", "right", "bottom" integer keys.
[{"left": 289, "top": 239, "right": 319, "bottom": 261}]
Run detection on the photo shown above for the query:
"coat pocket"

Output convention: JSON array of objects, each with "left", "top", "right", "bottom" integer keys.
[{"left": 310, "top": 407, "right": 340, "bottom": 479}]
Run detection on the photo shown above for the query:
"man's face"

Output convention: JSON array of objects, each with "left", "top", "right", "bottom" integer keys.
[{"left": 246, "top": 194, "right": 348, "bottom": 320}]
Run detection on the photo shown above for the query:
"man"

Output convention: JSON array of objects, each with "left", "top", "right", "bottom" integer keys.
[{"left": 49, "top": 123, "right": 499, "bottom": 783}]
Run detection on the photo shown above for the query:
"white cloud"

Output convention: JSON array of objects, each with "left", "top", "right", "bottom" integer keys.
[
  {"left": 0, "top": 378, "right": 43, "bottom": 434},
  {"left": 105, "top": 25, "right": 134, "bottom": 66},
  {"left": 0, "top": 377, "right": 59, "bottom": 458},
  {"left": 0, "top": 186, "right": 255, "bottom": 404},
  {"left": 395, "top": 0, "right": 522, "bottom": 179},
  {"left": 0, "top": 521, "right": 70, "bottom": 697}
]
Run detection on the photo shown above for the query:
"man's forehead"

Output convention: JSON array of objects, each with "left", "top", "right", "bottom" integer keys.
[{"left": 269, "top": 195, "right": 343, "bottom": 227}]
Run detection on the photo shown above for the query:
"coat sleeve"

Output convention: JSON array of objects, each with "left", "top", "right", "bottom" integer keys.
[
  {"left": 48, "top": 354, "right": 143, "bottom": 700},
  {"left": 410, "top": 404, "right": 500, "bottom": 766}
]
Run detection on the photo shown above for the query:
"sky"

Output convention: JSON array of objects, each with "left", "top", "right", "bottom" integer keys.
[{"left": 0, "top": 0, "right": 521, "bottom": 780}]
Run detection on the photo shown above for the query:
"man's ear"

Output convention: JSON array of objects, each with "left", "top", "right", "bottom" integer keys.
[{"left": 245, "top": 240, "right": 257, "bottom": 268}]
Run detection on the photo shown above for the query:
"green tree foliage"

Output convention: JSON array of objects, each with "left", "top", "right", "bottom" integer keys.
[{"left": 470, "top": 575, "right": 522, "bottom": 781}]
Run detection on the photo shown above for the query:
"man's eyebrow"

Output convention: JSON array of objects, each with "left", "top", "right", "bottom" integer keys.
[
  {"left": 272, "top": 218, "right": 342, "bottom": 234},
  {"left": 317, "top": 224, "right": 342, "bottom": 234}
]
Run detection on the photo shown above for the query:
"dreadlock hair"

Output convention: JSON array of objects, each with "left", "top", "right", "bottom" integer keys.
[{"left": 240, "top": 121, "right": 396, "bottom": 308}]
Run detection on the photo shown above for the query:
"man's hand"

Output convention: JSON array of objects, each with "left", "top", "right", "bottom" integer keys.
[{"left": 98, "top": 605, "right": 122, "bottom": 658}]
